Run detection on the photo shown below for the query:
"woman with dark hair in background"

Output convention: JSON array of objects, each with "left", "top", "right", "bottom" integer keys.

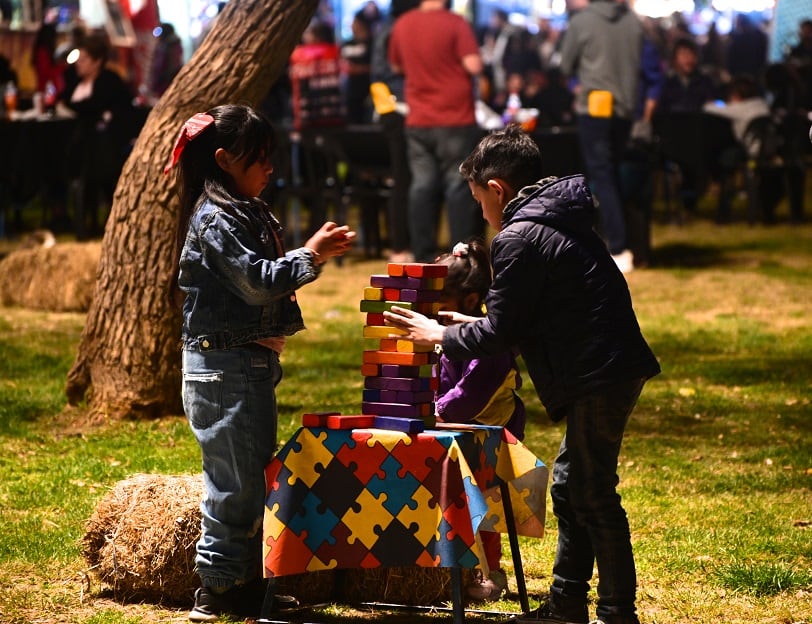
[{"left": 62, "top": 33, "right": 133, "bottom": 239}]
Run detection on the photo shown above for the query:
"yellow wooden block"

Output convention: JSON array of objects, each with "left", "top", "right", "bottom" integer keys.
[
  {"left": 363, "top": 325, "right": 408, "bottom": 339},
  {"left": 396, "top": 340, "right": 434, "bottom": 353},
  {"left": 364, "top": 286, "right": 383, "bottom": 301}
]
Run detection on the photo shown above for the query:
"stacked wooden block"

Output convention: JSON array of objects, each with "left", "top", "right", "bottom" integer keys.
[{"left": 359, "top": 262, "right": 448, "bottom": 433}]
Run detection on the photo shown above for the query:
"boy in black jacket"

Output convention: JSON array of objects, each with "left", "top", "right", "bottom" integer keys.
[{"left": 385, "top": 125, "right": 660, "bottom": 624}]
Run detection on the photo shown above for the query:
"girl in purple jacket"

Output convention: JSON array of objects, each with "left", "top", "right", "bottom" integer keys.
[{"left": 434, "top": 238, "right": 525, "bottom": 602}]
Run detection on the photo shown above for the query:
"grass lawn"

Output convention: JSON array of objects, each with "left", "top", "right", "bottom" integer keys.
[{"left": 0, "top": 217, "right": 810, "bottom": 624}]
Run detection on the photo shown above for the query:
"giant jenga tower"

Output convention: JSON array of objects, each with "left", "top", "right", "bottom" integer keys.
[{"left": 359, "top": 262, "right": 448, "bottom": 433}]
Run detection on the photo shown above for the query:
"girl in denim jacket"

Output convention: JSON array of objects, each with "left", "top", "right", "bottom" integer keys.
[{"left": 166, "top": 104, "right": 355, "bottom": 622}]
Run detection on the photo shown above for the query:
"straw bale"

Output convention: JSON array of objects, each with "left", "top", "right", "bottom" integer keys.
[
  {"left": 0, "top": 241, "right": 100, "bottom": 311},
  {"left": 82, "top": 473, "right": 460, "bottom": 607},
  {"left": 338, "top": 566, "right": 453, "bottom": 605},
  {"left": 82, "top": 473, "right": 202, "bottom": 604}
]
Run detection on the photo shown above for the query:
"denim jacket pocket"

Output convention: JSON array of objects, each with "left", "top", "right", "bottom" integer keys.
[{"left": 183, "top": 370, "right": 224, "bottom": 429}]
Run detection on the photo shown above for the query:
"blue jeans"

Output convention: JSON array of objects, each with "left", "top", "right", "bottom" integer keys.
[
  {"left": 182, "top": 343, "right": 282, "bottom": 590},
  {"left": 576, "top": 115, "right": 632, "bottom": 255},
  {"left": 405, "top": 125, "right": 484, "bottom": 262},
  {"left": 548, "top": 378, "right": 645, "bottom": 624}
]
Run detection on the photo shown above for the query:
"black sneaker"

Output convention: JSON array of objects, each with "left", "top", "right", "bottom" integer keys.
[
  {"left": 525, "top": 601, "right": 589, "bottom": 624},
  {"left": 188, "top": 579, "right": 299, "bottom": 622}
]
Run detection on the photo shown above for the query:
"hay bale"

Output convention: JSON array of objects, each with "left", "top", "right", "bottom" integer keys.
[
  {"left": 82, "top": 473, "right": 202, "bottom": 604},
  {"left": 82, "top": 473, "right": 458, "bottom": 607},
  {"left": 338, "top": 567, "right": 453, "bottom": 605},
  {"left": 0, "top": 241, "right": 100, "bottom": 311}
]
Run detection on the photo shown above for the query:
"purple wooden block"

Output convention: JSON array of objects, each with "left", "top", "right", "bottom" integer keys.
[
  {"left": 395, "top": 390, "right": 435, "bottom": 404},
  {"left": 364, "top": 376, "right": 431, "bottom": 392},
  {"left": 362, "top": 389, "right": 381, "bottom": 402},
  {"left": 400, "top": 289, "right": 441, "bottom": 303},
  {"left": 373, "top": 416, "right": 425, "bottom": 433},
  {"left": 380, "top": 364, "right": 435, "bottom": 378},
  {"left": 370, "top": 275, "right": 438, "bottom": 290},
  {"left": 362, "top": 401, "right": 427, "bottom": 418}
]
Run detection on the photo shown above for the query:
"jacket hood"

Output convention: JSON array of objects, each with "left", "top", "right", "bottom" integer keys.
[
  {"left": 502, "top": 174, "right": 597, "bottom": 236},
  {"left": 586, "top": 0, "right": 629, "bottom": 22}
]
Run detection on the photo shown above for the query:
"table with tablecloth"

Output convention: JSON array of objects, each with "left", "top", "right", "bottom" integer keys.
[{"left": 263, "top": 423, "right": 548, "bottom": 582}]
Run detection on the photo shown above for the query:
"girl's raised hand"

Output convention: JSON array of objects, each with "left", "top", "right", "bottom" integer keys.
[{"left": 305, "top": 222, "right": 357, "bottom": 263}]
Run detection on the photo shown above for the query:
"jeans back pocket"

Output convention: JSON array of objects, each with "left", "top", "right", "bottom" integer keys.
[{"left": 183, "top": 370, "right": 224, "bottom": 429}]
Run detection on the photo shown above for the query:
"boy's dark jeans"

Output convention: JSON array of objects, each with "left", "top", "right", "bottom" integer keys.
[{"left": 549, "top": 378, "right": 646, "bottom": 624}]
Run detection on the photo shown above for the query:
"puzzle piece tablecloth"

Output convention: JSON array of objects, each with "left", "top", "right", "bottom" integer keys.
[{"left": 263, "top": 424, "right": 548, "bottom": 577}]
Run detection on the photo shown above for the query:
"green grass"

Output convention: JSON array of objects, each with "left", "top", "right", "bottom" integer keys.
[{"left": 0, "top": 218, "right": 811, "bottom": 623}]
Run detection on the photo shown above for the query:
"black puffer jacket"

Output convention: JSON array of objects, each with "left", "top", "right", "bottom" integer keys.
[{"left": 443, "top": 174, "right": 660, "bottom": 420}]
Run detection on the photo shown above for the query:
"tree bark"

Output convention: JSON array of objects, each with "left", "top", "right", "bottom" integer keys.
[{"left": 66, "top": 0, "right": 319, "bottom": 418}]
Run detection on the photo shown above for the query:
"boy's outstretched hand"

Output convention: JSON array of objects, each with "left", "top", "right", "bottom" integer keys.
[
  {"left": 384, "top": 306, "right": 446, "bottom": 346},
  {"left": 305, "top": 222, "right": 356, "bottom": 263}
]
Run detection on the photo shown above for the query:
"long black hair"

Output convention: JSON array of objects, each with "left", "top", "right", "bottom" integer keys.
[{"left": 169, "top": 104, "right": 277, "bottom": 305}]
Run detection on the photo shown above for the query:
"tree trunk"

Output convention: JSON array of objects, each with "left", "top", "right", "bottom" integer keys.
[{"left": 65, "top": 0, "right": 319, "bottom": 418}]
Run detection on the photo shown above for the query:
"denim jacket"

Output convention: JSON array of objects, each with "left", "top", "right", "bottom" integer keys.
[{"left": 179, "top": 197, "right": 321, "bottom": 350}]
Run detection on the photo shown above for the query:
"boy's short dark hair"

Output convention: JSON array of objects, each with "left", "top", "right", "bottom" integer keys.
[
  {"left": 672, "top": 37, "right": 698, "bottom": 58},
  {"left": 459, "top": 124, "right": 541, "bottom": 191}
]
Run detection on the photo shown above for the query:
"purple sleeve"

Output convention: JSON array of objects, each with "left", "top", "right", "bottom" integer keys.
[{"left": 436, "top": 353, "right": 517, "bottom": 423}]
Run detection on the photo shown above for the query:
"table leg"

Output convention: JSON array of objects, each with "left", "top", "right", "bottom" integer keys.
[
  {"left": 500, "top": 481, "right": 530, "bottom": 614},
  {"left": 450, "top": 566, "right": 465, "bottom": 624}
]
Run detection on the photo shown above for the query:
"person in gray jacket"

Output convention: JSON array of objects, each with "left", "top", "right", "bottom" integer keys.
[{"left": 558, "top": 0, "right": 644, "bottom": 274}]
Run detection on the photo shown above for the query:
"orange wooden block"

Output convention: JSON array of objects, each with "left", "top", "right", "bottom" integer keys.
[
  {"left": 396, "top": 340, "right": 434, "bottom": 353},
  {"left": 362, "top": 350, "right": 430, "bottom": 366},
  {"left": 387, "top": 263, "right": 406, "bottom": 277},
  {"left": 361, "top": 363, "right": 379, "bottom": 376},
  {"left": 379, "top": 338, "right": 398, "bottom": 352}
]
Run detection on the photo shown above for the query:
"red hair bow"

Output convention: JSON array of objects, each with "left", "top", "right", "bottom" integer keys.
[{"left": 163, "top": 112, "right": 215, "bottom": 174}]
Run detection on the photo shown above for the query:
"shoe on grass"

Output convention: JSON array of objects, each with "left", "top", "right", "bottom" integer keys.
[
  {"left": 188, "top": 579, "right": 299, "bottom": 622},
  {"left": 465, "top": 568, "right": 508, "bottom": 601},
  {"left": 527, "top": 601, "right": 589, "bottom": 624}
]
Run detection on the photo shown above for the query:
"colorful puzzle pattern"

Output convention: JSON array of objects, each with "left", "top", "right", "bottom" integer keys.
[
  {"left": 263, "top": 425, "right": 548, "bottom": 577},
  {"left": 360, "top": 263, "right": 448, "bottom": 431}
]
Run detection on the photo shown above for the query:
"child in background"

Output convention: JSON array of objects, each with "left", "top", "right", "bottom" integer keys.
[
  {"left": 434, "top": 237, "right": 525, "bottom": 601},
  {"left": 166, "top": 104, "right": 355, "bottom": 622}
]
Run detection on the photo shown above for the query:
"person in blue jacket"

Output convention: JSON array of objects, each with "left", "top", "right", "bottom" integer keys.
[
  {"left": 385, "top": 124, "right": 660, "bottom": 624},
  {"left": 166, "top": 104, "right": 355, "bottom": 622}
]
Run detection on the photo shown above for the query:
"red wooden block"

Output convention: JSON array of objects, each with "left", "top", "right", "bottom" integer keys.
[
  {"left": 326, "top": 414, "right": 375, "bottom": 430},
  {"left": 302, "top": 411, "right": 340, "bottom": 427},
  {"left": 362, "top": 350, "right": 430, "bottom": 366},
  {"left": 382, "top": 288, "right": 401, "bottom": 301},
  {"left": 403, "top": 263, "right": 448, "bottom": 278},
  {"left": 366, "top": 312, "right": 385, "bottom": 326}
]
